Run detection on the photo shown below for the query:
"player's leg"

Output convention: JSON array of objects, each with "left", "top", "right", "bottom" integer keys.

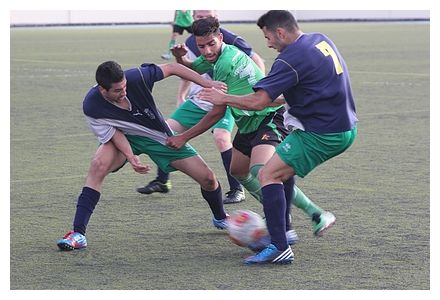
[
  {"left": 171, "top": 155, "right": 228, "bottom": 229},
  {"left": 131, "top": 134, "right": 228, "bottom": 229},
  {"left": 136, "top": 118, "right": 188, "bottom": 195},
  {"left": 245, "top": 153, "right": 295, "bottom": 264},
  {"left": 57, "top": 142, "right": 126, "bottom": 250},
  {"left": 212, "top": 108, "right": 244, "bottom": 203},
  {"left": 161, "top": 25, "right": 182, "bottom": 60}
]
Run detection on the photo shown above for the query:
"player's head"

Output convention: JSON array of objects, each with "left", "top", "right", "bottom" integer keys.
[
  {"left": 257, "top": 10, "right": 300, "bottom": 52},
  {"left": 96, "top": 61, "right": 127, "bottom": 102},
  {"left": 193, "top": 10, "right": 217, "bottom": 20},
  {"left": 192, "top": 17, "right": 223, "bottom": 63}
]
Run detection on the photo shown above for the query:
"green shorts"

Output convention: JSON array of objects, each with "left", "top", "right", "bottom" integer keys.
[
  {"left": 276, "top": 126, "right": 357, "bottom": 178},
  {"left": 125, "top": 135, "right": 198, "bottom": 173},
  {"left": 170, "top": 100, "right": 234, "bottom": 132}
]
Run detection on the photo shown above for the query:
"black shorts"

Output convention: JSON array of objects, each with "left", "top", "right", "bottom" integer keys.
[
  {"left": 232, "top": 108, "right": 289, "bottom": 157},
  {"left": 173, "top": 24, "right": 193, "bottom": 34}
]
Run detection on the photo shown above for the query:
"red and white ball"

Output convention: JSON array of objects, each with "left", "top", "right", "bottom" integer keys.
[{"left": 227, "top": 210, "right": 268, "bottom": 247}]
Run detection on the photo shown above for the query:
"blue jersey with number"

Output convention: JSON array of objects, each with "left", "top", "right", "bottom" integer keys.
[
  {"left": 83, "top": 63, "right": 172, "bottom": 144},
  {"left": 253, "top": 33, "right": 357, "bottom": 134}
]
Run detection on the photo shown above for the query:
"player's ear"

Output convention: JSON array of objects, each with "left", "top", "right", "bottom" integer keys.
[
  {"left": 218, "top": 32, "right": 223, "bottom": 43},
  {"left": 276, "top": 27, "right": 286, "bottom": 40}
]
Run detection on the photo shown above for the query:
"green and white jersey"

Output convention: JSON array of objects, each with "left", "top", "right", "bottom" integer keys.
[
  {"left": 192, "top": 43, "right": 282, "bottom": 134},
  {"left": 174, "top": 10, "right": 193, "bottom": 27}
]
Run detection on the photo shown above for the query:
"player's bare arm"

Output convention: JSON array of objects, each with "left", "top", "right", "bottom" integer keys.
[
  {"left": 198, "top": 88, "right": 284, "bottom": 110},
  {"left": 159, "top": 63, "right": 226, "bottom": 91},
  {"left": 166, "top": 105, "right": 227, "bottom": 149},
  {"left": 110, "top": 129, "right": 151, "bottom": 174}
]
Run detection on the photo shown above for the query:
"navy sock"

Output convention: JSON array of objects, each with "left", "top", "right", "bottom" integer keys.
[
  {"left": 283, "top": 176, "right": 295, "bottom": 231},
  {"left": 262, "top": 184, "right": 287, "bottom": 251},
  {"left": 201, "top": 182, "right": 226, "bottom": 220},
  {"left": 73, "top": 186, "right": 100, "bottom": 235},
  {"left": 155, "top": 168, "right": 170, "bottom": 183},
  {"left": 220, "top": 149, "right": 242, "bottom": 191}
]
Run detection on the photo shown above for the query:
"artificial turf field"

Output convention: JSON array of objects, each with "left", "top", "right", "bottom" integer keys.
[{"left": 10, "top": 21, "right": 430, "bottom": 290}]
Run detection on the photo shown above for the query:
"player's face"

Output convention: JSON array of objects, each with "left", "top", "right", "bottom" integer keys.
[
  {"left": 195, "top": 33, "right": 223, "bottom": 63},
  {"left": 193, "top": 10, "right": 216, "bottom": 20},
  {"left": 261, "top": 27, "right": 285, "bottom": 52},
  {"left": 102, "top": 78, "right": 127, "bottom": 103}
]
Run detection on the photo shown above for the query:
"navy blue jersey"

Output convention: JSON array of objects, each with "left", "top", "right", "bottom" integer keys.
[
  {"left": 83, "top": 63, "right": 172, "bottom": 144},
  {"left": 185, "top": 27, "right": 253, "bottom": 57},
  {"left": 253, "top": 33, "right": 358, "bottom": 134}
]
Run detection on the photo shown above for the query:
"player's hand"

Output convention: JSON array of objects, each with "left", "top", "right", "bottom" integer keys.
[
  {"left": 210, "top": 81, "right": 228, "bottom": 93},
  {"left": 198, "top": 87, "right": 227, "bottom": 105},
  {"left": 171, "top": 44, "right": 188, "bottom": 58},
  {"left": 166, "top": 134, "right": 188, "bottom": 149},
  {"left": 127, "top": 155, "right": 151, "bottom": 174}
]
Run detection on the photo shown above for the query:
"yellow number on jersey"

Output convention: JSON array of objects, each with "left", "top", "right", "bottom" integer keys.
[{"left": 315, "top": 41, "right": 343, "bottom": 75}]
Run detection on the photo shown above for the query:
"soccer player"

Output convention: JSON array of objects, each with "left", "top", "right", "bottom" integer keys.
[
  {"left": 138, "top": 10, "right": 265, "bottom": 204},
  {"left": 161, "top": 10, "right": 194, "bottom": 60},
  {"left": 166, "top": 16, "right": 298, "bottom": 246},
  {"left": 56, "top": 61, "right": 229, "bottom": 251},
  {"left": 199, "top": 10, "right": 358, "bottom": 264}
]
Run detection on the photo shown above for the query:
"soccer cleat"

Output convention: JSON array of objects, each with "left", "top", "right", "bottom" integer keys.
[
  {"left": 57, "top": 231, "right": 87, "bottom": 251},
  {"left": 312, "top": 211, "right": 336, "bottom": 237},
  {"left": 223, "top": 188, "right": 245, "bottom": 204},
  {"left": 244, "top": 244, "right": 294, "bottom": 265},
  {"left": 136, "top": 180, "right": 172, "bottom": 194},
  {"left": 248, "top": 229, "right": 299, "bottom": 252},
  {"left": 161, "top": 53, "right": 171, "bottom": 60},
  {"left": 213, "top": 215, "right": 229, "bottom": 230}
]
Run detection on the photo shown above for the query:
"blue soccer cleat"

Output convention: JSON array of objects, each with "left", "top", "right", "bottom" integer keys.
[
  {"left": 248, "top": 229, "right": 299, "bottom": 252},
  {"left": 57, "top": 231, "right": 87, "bottom": 251},
  {"left": 244, "top": 243, "right": 294, "bottom": 265},
  {"left": 213, "top": 215, "right": 229, "bottom": 230}
]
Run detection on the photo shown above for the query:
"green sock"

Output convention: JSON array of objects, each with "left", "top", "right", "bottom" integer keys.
[
  {"left": 167, "top": 39, "right": 176, "bottom": 53},
  {"left": 235, "top": 164, "right": 264, "bottom": 203},
  {"left": 292, "top": 185, "right": 323, "bottom": 217}
]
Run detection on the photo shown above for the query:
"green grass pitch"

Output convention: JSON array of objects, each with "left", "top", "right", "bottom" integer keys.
[{"left": 10, "top": 21, "right": 429, "bottom": 289}]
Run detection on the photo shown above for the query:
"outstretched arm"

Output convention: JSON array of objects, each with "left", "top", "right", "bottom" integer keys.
[
  {"left": 198, "top": 88, "right": 284, "bottom": 111},
  {"left": 159, "top": 63, "right": 226, "bottom": 91},
  {"left": 166, "top": 105, "right": 227, "bottom": 149}
]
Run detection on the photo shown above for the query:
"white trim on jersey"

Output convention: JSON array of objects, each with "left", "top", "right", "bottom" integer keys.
[{"left": 85, "top": 116, "right": 169, "bottom": 145}]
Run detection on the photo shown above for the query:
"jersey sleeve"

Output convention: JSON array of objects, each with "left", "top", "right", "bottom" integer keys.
[
  {"left": 220, "top": 28, "right": 253, "bottom": 56},
  {"left": 84, "top": 116, "right": 116, "bottom": 144},
  {"left": 137, "top": 63, "right": 165, "bottom": 90},
  {"left": 253, "top": 59, "right": 299, "bottom": 100}
]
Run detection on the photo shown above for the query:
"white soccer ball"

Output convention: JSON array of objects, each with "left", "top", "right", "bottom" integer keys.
[{"left": 227, "top": 210, "right": 268, "bottom": 247}]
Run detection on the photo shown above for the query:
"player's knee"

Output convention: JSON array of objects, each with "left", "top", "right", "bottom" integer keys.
[
  {"left": 213, "top": 130, "right": 231, "bottom": 152},
  {"left": 258, "top": 167, "right": 273, "bottom": 186},
  {"left": 230, "top": 165, "right": 246, "bottom": 178},
  {"left": 89, "top": 156, "right": 111, "bottom": 178},
  {"left": 200, "top": 170, "right": 217, "bottom": 190}
]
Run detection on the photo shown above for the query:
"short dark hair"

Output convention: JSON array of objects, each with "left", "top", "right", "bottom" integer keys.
[
  {"left": 191, "top": 16, "right": 220, "bottom": 37},
  {"left": 257, "top": 10, "right": 299, "bottom": 32},
  {"left": 95, "top": 61, "right": 125, "bottom": 90}
]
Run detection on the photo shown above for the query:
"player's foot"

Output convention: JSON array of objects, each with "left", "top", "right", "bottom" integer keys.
[
  {"left": 248, "top": 229, "right": 299, "bottom": 252},
  {"left": 312, "top": 211, "right": 336, "bottom": 237},
  {"left": 137, "top": 180, "right": 172, "bottom": 194},
  {"left": 213, "top": 215, "right": 229, "bottom": 230},
  {"left": 223, "top": 188, "right": 245, "bottom": 204},
  {"left": 57, "top": 231, "right": 87, "bottom": 251},
  {"left": 244, "top": 244, "right": 294, "bottom": 265},
  {"left": 161, "top": 53, "right": 171, "bottom": 60}
]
